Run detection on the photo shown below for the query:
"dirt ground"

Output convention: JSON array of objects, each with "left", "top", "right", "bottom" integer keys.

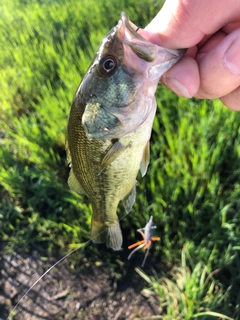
[{"left": 0, "top": 245, "right": 163, "bottom": 320}]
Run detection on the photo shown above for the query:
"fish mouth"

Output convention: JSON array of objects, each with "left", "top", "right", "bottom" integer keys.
[
  {"left": 120, "top": 12, "right": 136, "bottom": 29},
  {"left": 120, "top": 12, "right": 187, "bottom": 61},
  {"left": 118, "top": 12, "right": 158, "bottom": 63},
  {"left": 120, "top": 12, "right": 143, "bottom": 39}
]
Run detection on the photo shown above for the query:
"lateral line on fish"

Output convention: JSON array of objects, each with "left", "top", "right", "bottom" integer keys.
[{"left": 6, "top": 211, "right": 129, "bottom": 320}]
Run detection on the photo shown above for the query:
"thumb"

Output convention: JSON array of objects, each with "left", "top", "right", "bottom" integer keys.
[{"left": 142, "top": 0, "right": 240, "bottom": 48}]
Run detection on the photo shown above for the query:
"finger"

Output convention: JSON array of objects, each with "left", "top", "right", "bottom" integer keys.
[
  {"left": 220, "top": 86, "right": 240, "bottom": 110},
  {"left": 222, "top": 22, "right": 240, "bottom": 34},
  {"left": 143, "top": 240, "right": 151, "bottom": 250},
  {"left": 128, "top": 240, "right": 145, "bottom": 249},
  {"left": 152, "top": 237, "right": 161, "bottom": 241},
  {"left": 197, "top": 31, "right": 226, "bottom": 52},
  {"left": 144, "top": 0, "right": 240, "bottom": 48},
  {"left": 138, "top": 230, "right": 145, "bottom": 239},
  {"left": 160, "top": 55, "right": 200, "bottom": 97},
  {"left": 195, "top": 29, "right": 240, "bottom": 99}
]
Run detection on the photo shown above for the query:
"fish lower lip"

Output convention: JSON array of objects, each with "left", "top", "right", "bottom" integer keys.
[
  {"left": 178, "top": 48, "right": 188, "bottom": 55},
  {"left": 165, "top": 48, "right": 187, "bottom": 57}
]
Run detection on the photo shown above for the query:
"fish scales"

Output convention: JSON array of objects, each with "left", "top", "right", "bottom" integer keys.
[
  {"left": 66, "top": 12, "right": 186, "bottom": 250},
  {"left": 67, "top": 97, "right": 155, "bottom": 249}
]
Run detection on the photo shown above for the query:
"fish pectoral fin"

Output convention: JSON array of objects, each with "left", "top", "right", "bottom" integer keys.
[
  {"left": 140, "top": 140, "right": 150, "bottom": 177},
  {"left": 91, "top": 219, "right": 123, "bottom": 251},
  {"left": 67, "top": 169, "right": 86, "bottom": 195},
  {"left": 99, "top": 140, "right": 129, "bottom": 174},
  {"left": 122, "top": 184, "right": 136, "bottom": 214}
]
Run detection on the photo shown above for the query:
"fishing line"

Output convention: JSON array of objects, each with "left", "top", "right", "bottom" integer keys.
[{"left": 6, "top": 210, "right": 130, "bottom": 320}]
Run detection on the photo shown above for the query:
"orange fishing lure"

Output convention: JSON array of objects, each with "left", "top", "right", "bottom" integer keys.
[{"left": 128, "top": 216, "right": 160, "bottom": 267}]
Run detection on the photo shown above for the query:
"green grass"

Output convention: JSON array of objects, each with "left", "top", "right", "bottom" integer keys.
[
  {"left": 136, "top": 245, "right": 235, "bottom": 320},
  {"left": 1, "top": 0, "right": 240, "bottom": 319}
]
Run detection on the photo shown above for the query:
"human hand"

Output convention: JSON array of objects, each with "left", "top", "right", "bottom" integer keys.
[{"left": 140, "top": 0, "right": 240, "bottom": 110}]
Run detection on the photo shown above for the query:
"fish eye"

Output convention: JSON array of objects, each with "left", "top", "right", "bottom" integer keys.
[{"left": 99, "top": 55, "right": 118, "bottom": 75}]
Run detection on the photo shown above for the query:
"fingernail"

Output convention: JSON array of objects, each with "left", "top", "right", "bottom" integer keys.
[
  {"left": 163, "top": 77, "right": 192, "bottom": 98},
  {"left": 224, "top": 37, "right": 240, "bottom": 74}
]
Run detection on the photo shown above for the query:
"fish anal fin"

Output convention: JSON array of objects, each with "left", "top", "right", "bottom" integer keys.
[
  {"left": 122, "top": 184, "right": 136, "bottom": 214},
  {"left": 91, "top": 220, "right": 106, "bottom": 244},
  {"left": 99, "top": 140, "right": 129, "bottom": 174},
  {"left": 140, "top": 140, "right": 150, "bottom": 177},
  {"left": 68, "top": 169, "right": 85, "bottom": 195}
]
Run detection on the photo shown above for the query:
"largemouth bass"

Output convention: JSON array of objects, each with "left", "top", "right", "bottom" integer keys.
[{"left": 66, "top": 12, "right": 185, "bottom": 250}]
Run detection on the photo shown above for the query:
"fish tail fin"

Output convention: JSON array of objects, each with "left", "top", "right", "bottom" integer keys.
[
  {"left": 107, "top": 220, "right": 123, "bottom": 251},
  {"left": 91, "top": 219, "right": 123, "bottom": 251}
]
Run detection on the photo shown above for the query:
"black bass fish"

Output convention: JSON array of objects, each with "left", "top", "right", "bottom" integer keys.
[{"left": 66, "top": 12, "right": 185, "bottom": 250}]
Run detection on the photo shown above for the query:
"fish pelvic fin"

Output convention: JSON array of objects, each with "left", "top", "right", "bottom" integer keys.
[
  {"left": 68, "top": 169, "right": 86, "bottom": 195},
  {"left": 91, "top": 219, "right": 123, "bottom": 251},
  {"left": 65, "top": 137, "right": 71, "bottom": 165},
  {"left": 122, "top": 184, "right": 136, "bottom": 214},
  {"left": 140, "top": 140, "right": 150, "bottom": 177}
]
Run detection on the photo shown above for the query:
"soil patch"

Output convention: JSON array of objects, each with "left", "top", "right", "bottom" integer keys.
[{"left": 0, "top": 246, "right": 162, "bottom": 320}]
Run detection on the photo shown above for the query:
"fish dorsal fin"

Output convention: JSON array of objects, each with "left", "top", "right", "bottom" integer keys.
[
  {"left": 140, "top": 140, "right": 150, "bottom": 177},
  {"left": 99, "top": 140, "right": 129, "bottom": 174},
  {"left": 68, "top": 169, "right": 85, "bottom": 195},
  {"left": 122, "top": 183, "right": 136, "bottom": 214}
]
